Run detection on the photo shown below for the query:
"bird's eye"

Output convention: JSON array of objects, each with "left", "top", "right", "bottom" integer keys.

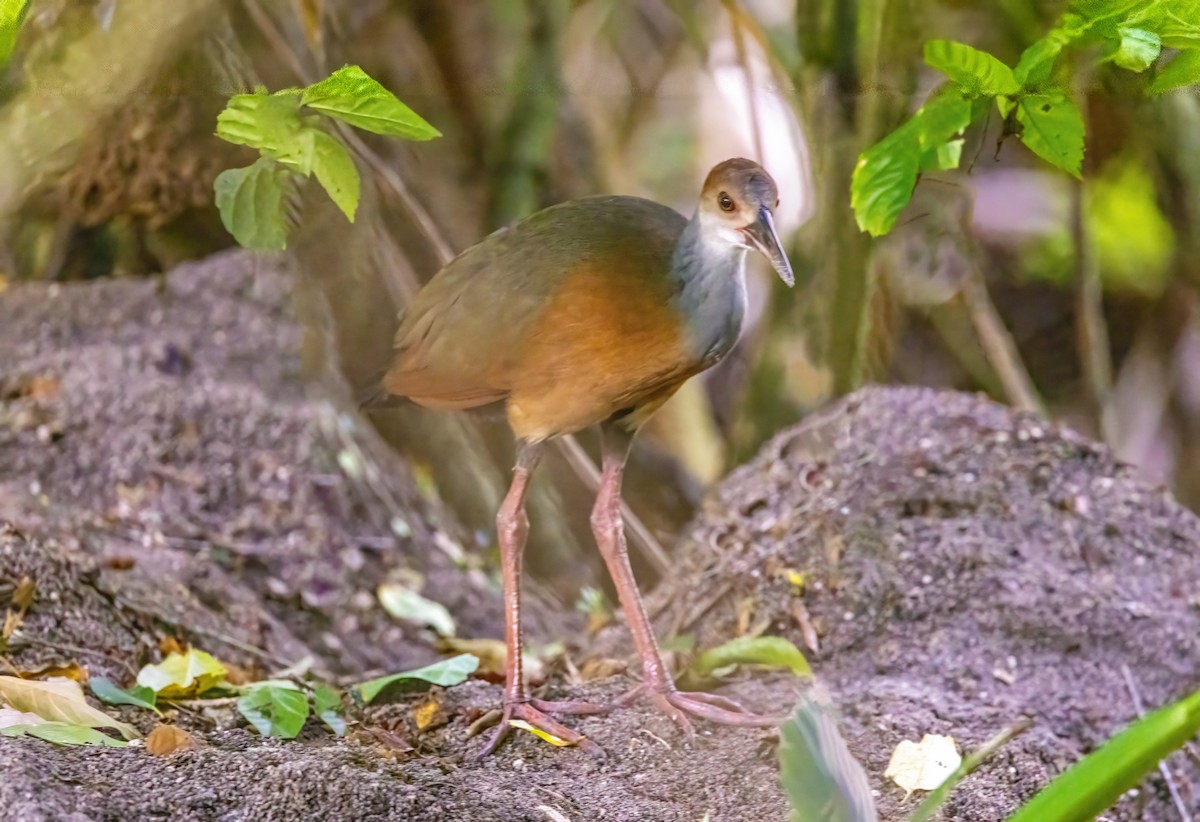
[{"left": 718, "top": 192, "right": 735, "bottom": 212}]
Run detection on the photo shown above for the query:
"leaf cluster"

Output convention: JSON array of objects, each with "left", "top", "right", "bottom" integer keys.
[
  {"left": 214, "top": 65, "right": 440, "bottom": 250},
  {"left": 852, "top": 0, "right": 1200, "bottom": 236}
]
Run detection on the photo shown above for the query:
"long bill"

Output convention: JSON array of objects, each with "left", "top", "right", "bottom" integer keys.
[{"left": 742, "top": 206, "right": 795, "bottom": 287}]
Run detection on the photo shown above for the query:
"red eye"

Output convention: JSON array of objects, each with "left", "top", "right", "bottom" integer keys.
[{"left": 718, "top": 193, "right": 735, "bottom": 212}]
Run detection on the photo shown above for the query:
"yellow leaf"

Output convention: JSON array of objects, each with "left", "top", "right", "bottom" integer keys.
[
  {"left": 508, "top": 718, "right": 574, "bottom": 747},
  {"left": 136, "top": 649, "right": 227, "bottom": 698},
  {"left": 0, "top": 676, "right": 139, "bottom": 739},
  {"left": 885, "top": 734, "right": 961, "bottom": 796}
]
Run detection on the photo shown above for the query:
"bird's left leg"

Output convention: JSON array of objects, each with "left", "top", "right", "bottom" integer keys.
[
  {"left": 590, "top": 423, "right": 783, "bottom": 734},
  {"left": 474, "top": 440, "right": 607, "bottom": 760}
]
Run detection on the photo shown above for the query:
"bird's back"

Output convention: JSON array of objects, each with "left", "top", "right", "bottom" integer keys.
[{"left": 382, "top": 196, "right": 691, "bottom": 437}]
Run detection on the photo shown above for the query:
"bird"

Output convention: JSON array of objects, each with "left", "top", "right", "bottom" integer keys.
[{"left": 366, "top": 158, "right": 794, "bottom": 759}]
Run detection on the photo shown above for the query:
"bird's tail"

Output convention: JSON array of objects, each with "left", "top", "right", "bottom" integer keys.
[{"left": 355, "top": 369, "right": 404, "bottom": 410}]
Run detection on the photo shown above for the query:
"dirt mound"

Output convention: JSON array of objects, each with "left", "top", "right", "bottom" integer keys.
[
  {"left": 2, "top": 253, "right": 1198, "bottom": 820},
  {"left": 649, "top": 385, "right": 1200, "bottom": 820}
]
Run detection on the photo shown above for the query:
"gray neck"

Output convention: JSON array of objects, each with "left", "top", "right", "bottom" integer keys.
[{"left": 670, "top": 212, "right": 749, "bottom": 366}]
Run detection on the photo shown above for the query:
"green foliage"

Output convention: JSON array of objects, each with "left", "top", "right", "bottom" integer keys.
[
  {"left": 852, "top": 94, "right": 972, "bottom": 236},
  {"left": 353, "top": 654, "right": 480, "bottom": 704},
  {"left": 0, "top": 0, "right": 29, "bottom": 68},
  {"left": 778, "top": 699, "right": 877, "bottom": 822},
  {"left": 214, "top": 159, "right": 291, "bottom": 251},
  {"left": 1013, "top": 94, "right": 1085, "bottom": 178},
  {"left": 213, "top": 65, "right": 438, "bottom": 250},
  {"left": 89, "top": 677, "right": 161, "bottom": 716},
  {"left": 300, "top": 65, "right": 442, "bottom": 139},
  {"left": 312, "top": 683, "right": 346, "bottom": 737},
  {"left": 237, "top": 681, "right": 310, "bottom": 739},
  {"left": 853, "top": 0, "right": 1200, "bottom": 236},
  {"left": 1007, "top": 688, "right": 1200, "bottom": 822},
  {"left": 689, "top": 636, "right": 812, "bottom": 680},
  {"left": 0, "top": 721, "right": 129, "bottom": 747},
  {"left": 1149, "top": 48, "right": 1200, "bottom": 93},
  {"left": 924, "top": 40, "right": 1018, "bottom": 95}
]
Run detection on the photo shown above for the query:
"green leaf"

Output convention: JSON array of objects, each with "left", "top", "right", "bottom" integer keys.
[
  {"left": 0, "top": 676, "right": 139, "bottom": 740},
  {"left": 312, "top": 683, "right": 346, "bottom": 737},
  {"left": 923, "top": 40, "right": 1019, "bottom": 95},
  {"left": 689, "top": 636, "right": 812, "bottom": 680},
  {"left": 852, "top": 129, "right": 922, "bottom": 238},
  {"left": 300, "top": 65, "right": 441, "bottom": 139},
  {"left": 216, "top": 92, "right": 315, "bottom": 173},
  {"left": 1110, "top": 27, "right": 1162, "bottom": 71},
  {"left": 1148, "top": 48, "right": 1200, "bottom": 94},
  {"left": 1007, "top": 688, "right": 1200, "bottom": 822},
  {"left": 378, "top": 583, "right": 456, "bottom": 637},
  {"left": 1014, "top": 94, "right": 1085, "bottom": 178},
  {"left": 310, "top": 131, "right": 360, "bottom": 222},
  {"left": 779, "top": 698, "right": 876, "bottom": 822},
  {"left": 353, "top": 654, "right": 479, "bottom": 704},
  {"left": 0, "top": 721, "right": 128, "bottom": 747},
  {"left": 237, "top": 681, "right": 309, "bottom": 739},
  {"left": 136, "top": 649, "right": 229, "bottom": 698},
  {"left": 851, "top": 92, "right": 974, "bottom": 237},
  {"left": 214, "top": 159, "right": 291, "bottom": 251},
  {"left": 89, "top": 677, "right": 160, "bottom": 716},
  {"left": 1013, "top": 14, "right": 1091, "bottom": 87},
  {"left": 0, "top": 0, "right": 30, "bottom": 67},
  {"left": 921, "top": 138, "right": 964, "bottom": 172}
]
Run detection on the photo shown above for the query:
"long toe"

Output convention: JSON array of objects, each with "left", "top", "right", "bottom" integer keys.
[
  {"left": 664, "top": 691, "right": 784, "bottom": 728},
  {"left": 530, "top": 696, "right": 614, "bottom": 716},
  {"left": 477, "top": 702, "right": 607, "bottom": 761}
]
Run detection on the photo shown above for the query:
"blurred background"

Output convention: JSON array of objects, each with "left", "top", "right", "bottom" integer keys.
[{"left": 2, "top": 0, "right": 1197, "bottom": 607}]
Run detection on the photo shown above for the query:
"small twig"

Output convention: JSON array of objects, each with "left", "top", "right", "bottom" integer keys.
[
  {"left": 1121, "top": 664, "right": 1194, "bottom": 821},
  {"left": 910, "top": 717, "right": 1034, "bottom": 822},
  {"left": 960, "top": 267, "right": 1046, "bottom": 415},
  {"left": 165, "top": 696, "right": 241, "bottom": 709}
]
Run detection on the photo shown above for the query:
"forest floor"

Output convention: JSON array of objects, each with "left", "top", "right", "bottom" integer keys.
[{"left": 1, "top": 252, "right": 1197, "bottom": 821}]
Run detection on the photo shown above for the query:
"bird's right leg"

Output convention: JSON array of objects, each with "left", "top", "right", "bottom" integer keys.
[{"left": 474, "top": 441, "right": 606, "bottom": 760}]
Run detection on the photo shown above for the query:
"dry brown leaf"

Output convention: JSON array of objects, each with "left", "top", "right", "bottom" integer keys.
[
  {"left": 350, "top": 726, "right": 413, "bottom": 759},
  {"left": 19, "top": 662, "right": 88, "bottom": 682},
  {"left": 25, "top": 375, "right": 60, "bottom": 401},
  {"left": 0, "top": 676, "right": 138, "bottom": 739},
  {"left": 145, "top": 724, "right": 197, "bottom": 756},
  {"left": 159, "top": 636, "right": 186, "bottom": 657},
  {"left": 578, "top": 657, "right": 627, "bottom": 681},
  {"left": 2, "top": 576, "right": 36, "bottom": 644},
  {"left": 437, "top": 637, "right": 545, "bottom": 684}
]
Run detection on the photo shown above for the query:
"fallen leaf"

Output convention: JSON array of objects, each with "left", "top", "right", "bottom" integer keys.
[
  {"left": 90, "top": 677, "right": 160, "bottom": 715},
  {"left": 237, "top": 681, "right": 309, "bottom": 739},
  {"left": 349, "top": 725, "right": 413, "bottom": 758},
  {"left": 437, "top": 637, "right": 545, "bottom": 683},
  {"left": 0, "top": 721, "right": 128, "bottom": 747},
  {"left": 136, "top": 649, "right": 227, "bottom": 698},
  {"left": 353, "top": 654, "right": 479, "bottom": 704},
  {"left": 509, "top": 718, "right": 573, "bottom": 747},
  {"left": 312, "top": 683, "right": 345, "bottom": 736},
  {"left": 689, "top": 636, "right": 812, "bottom": 681},
  {"left": 885, "top": 734, "right": 962, "bottom": 796},
  {"left": 578, "top": 657, "right": 627, "bottom": 681},
  {"left": 1, "top": 576, "right": 35, "bottom": 644},
  {"left": 25, "top": 375, "right": 60, "bottom": 401},
  {"left": 0, "top": 706, "right": 46, "bottom": 729},
  {"left": 20, "top": 662, "right": 87, "bottom": 682},
  {"left": 145, "top": 723, "right": 197, "bottom": 756},
  {"left": 378, "top": 583, "right": 456, "bottom": 637},
  {"left": 0, "top": 676, "right": 138, "bottom": 739},
  {"left": 159, "top": 636, "right": 186, "bottom": 656},
  {"left": 411, "top": 694, "right": 447, "bottom": 732}
]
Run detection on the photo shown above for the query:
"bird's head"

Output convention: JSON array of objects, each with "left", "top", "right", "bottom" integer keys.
[{"left": 698, "top": 158, "right": 794, "bottom": 287}]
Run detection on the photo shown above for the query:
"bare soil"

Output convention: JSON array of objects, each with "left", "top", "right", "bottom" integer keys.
[{"left": 1, "top": 252, "right": 1197, "bottom": 821}]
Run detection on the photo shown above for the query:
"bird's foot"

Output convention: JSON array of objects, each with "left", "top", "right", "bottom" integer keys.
[
  {"left": 617, "top": 683, "right": 785, "bottom": 736},
  {"left": 473, "top": 699, "right": 607, "bottom": 761}
]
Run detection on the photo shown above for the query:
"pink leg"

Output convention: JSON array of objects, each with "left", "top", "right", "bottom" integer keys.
[
  {"left": 475, "top": 442, "right": 606, "bottom": 760},
  {"left": 591, "top": 427, "right": 783, "bottom": 733}
]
